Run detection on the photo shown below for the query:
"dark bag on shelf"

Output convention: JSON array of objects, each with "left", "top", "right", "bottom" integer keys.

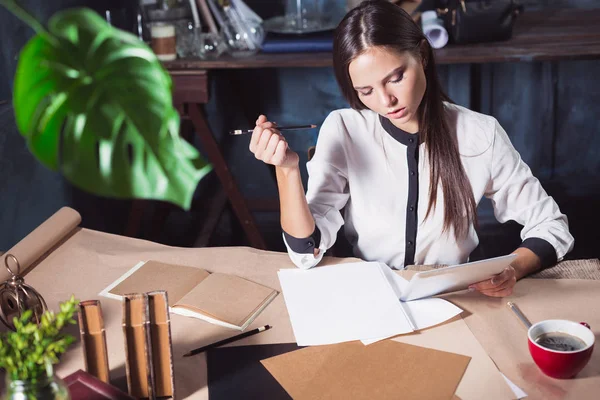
[{"left": 436, "top": 0, "right": 524, "bottom": 44}]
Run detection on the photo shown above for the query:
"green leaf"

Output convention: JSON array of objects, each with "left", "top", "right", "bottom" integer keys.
[
  {"left": 0, "top": 296, "right": 79, "bottom": 379},
  {"left": 12, "top": 8, "right": 212, "bottom": 209}
]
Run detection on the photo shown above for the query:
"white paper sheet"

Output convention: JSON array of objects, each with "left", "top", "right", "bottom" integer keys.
[
  {"left": 278, "top": 262, "right": 463, "bottom": 346},
  {"left": 278, "top": 262, "right": 415, "bottom": 346},
  {"left": 361, "top": 266, "right": 463, "bottom": 345},
  {"left": 501, "top": 373, "right": 528, "bottom": 399}
]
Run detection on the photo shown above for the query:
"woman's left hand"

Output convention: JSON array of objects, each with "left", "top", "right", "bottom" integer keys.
[{"left": 469, "top": 265, "right": 517, "bottom": 297}]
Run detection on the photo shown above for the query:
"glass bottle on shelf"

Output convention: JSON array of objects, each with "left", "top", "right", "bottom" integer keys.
[
  {"left": 285, "top": 0, "right": 322, "bottom": 31},
  {"left": 218, "top": 0, "right": 265, "bottom": 58}
]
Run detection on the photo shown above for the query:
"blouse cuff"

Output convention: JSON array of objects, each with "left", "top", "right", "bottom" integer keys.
[
  {"left": 282, "top": 226, "right": 322, "bottom": 254},
  {"left": 519, "top": 237, "right": 558, "bottom": 269}
]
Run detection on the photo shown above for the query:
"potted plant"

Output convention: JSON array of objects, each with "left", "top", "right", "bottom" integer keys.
[
  {"left": 0, "top": 0, "right": 212, "bottom": 210},
  {"left": 0, "top": 296, "right": 78, "bottom": 400}
]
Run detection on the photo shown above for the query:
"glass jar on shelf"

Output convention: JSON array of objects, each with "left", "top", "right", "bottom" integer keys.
[
  {"left": 198, "top": 32, "right": 227, "bottom": 59},
  {"left": 144, "top": 2, "right": 199, "bottom": 58}
]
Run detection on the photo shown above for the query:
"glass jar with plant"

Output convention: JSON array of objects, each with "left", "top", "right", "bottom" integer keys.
[{"left": 0, "top": 296, "right": 78, "bottom": 400}]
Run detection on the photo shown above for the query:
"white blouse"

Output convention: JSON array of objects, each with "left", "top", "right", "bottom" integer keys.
[{"left": 283, "top": 103, "right": 574, "bottom": 270}]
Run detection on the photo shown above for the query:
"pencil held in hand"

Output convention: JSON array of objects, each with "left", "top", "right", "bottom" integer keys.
[
  {"left": 183, "top": 325, "right": 272, "bottom": 357},
  {"left": 230, "top": 124, "right": 317, "bottom": 135}
]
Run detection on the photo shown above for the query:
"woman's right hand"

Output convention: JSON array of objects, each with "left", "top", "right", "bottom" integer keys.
[{"left": 249, "top": 115, "right": 299, "bottom": 169}]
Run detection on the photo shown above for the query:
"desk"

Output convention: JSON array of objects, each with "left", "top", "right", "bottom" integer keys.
[
  {"left": 14, "top": 227, "right": 600, "bottom": 399},
  {"left": 163, "top": 8, "right": 600, "bottom": 250}
]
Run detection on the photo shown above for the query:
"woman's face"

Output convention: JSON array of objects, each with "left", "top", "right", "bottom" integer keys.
[{"left": 348, "top": 46, "right": 427, "bottom": 133}]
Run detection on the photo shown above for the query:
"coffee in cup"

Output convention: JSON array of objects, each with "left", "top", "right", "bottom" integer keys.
[{"left": 534, "top": 331, "right": 588, "bottom": 352}]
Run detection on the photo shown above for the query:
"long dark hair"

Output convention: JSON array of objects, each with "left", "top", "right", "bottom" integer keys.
[{"left": 332, "top": 0, "right": 477, "bottom": 238}]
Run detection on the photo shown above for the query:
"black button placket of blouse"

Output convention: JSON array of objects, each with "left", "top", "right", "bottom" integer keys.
[
  {"left": 380, "top": 116, "right": 419, "bottom": 266},
  {"left": 404, "top": 137, "right": 419, "bottom": 266}
]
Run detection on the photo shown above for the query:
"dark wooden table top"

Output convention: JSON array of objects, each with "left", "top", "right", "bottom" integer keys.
[{"left": 164, "top": 8, "right": 600, "bottom": 70}]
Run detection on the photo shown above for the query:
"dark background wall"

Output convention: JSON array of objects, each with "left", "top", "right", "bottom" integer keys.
[{"left": 1, "top": 0, "right": 599, "bottom": 261}]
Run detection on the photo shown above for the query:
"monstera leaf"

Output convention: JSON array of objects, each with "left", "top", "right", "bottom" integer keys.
[{"left": 4, "top": 1, "right": 212, "bottom": 209}]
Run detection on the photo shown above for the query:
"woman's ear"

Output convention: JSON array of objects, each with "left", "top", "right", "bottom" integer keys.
[{"left": 419, "top": 39, "right": 429, "bottom": 69}]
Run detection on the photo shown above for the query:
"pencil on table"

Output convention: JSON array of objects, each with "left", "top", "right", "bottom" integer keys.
[{"left": 183, "top": 325, "right": 272, "bottom": 357}]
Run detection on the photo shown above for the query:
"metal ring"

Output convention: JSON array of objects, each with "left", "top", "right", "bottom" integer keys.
[
  {"left": 22, "top": 283, "right": 48, "bottom": 310},
  {"left": 4, "top": 254, "right": 21, "bottom": 277}
]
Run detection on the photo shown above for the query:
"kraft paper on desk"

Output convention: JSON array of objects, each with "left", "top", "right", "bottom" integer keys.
[
  {"left": 23, "top": 225, "right": 522, "bottom": 400},
  {"left": 261, "top": 340, "right": 471, "bottom": 400},
  {"left": 278, "top": 262, "right": 462, "bottom": 345},
  {"left": 443, "top": 279, "right": 600, "bottom": 400},
  {"left": 100, "top": 260, "right": 278, "bottom": 330}
]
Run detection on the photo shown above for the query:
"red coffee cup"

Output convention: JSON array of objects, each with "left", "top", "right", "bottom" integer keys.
[{"left": 527, "top": 319, "right": 595, "bottom": 379}]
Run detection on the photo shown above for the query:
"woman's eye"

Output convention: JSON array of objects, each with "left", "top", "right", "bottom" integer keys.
[
  {"left": 359, "top": 90, "right": 373, "bottom": 96},
  {"left": 389, "top": 75, "right": 404, "bottom": 83}
]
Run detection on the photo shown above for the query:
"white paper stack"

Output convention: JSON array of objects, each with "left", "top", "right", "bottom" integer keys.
[{"left": 278, "top": 262, "right": 462, "bottom": 346}]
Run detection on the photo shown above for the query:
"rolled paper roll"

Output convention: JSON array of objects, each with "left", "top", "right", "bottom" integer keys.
[
  {"left": 150, "top": 23, "right": 177, "bottom": 61},
  {"left": 0, "top": 207, "right": 81, "bottom": 283},
  {"left": 421, "top": 10, "right": 449, "bottom": 50}
]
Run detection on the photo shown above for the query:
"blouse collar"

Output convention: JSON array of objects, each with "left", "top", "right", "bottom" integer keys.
[{"left": 379, "top": 115, "right": 420, "bottom": 146}]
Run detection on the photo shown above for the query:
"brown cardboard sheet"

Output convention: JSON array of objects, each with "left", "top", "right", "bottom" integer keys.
[
  {"left": 78, "top": 300, "right": 110, "bottom": 383},
  {"left": 443, "top": 279, "right": 600, "bottom": 400},
  {"left": 261, "top": 340, "right": 470, "bottom": 400},
  {"left": 0, "top": 207, "right": 80, "bottom": 282}
]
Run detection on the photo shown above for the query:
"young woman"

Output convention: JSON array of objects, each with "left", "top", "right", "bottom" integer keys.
[{"left": 248, "top": 0, "right": 573, "bottom": 297}]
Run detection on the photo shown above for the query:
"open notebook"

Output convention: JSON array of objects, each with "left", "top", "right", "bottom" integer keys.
[{"left": 99, "top": 261, "right": 278, "bottom": 331}]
